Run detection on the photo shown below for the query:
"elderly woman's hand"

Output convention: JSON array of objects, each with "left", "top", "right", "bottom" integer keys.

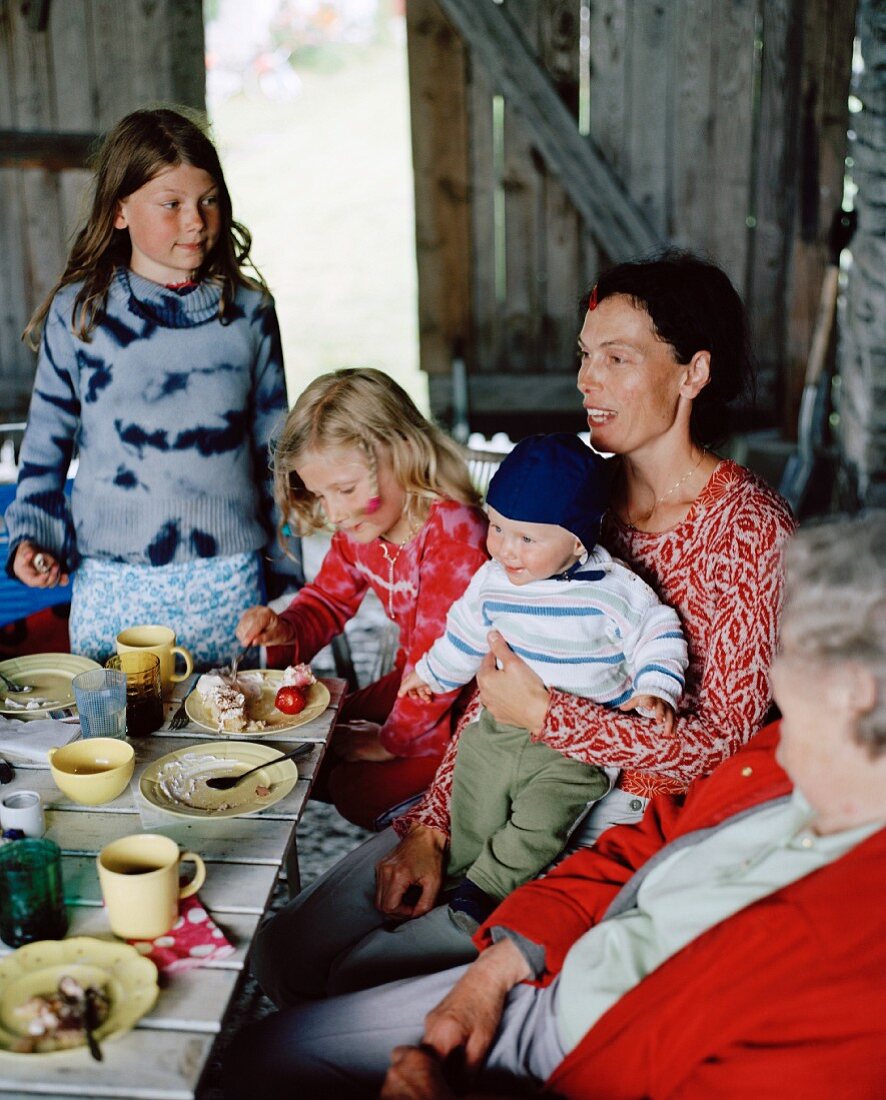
[
  {"left": 375, "top": 824, "right": 447, "bottom": 919},
  {"left": 477, "top": 632, "right": 551, "bottom": 735},
  {"left": 381, "top": 1047, "right": 457, "bottom": 1100},
  {"left": 422, "top": 939, "right": 532, "bottom": 1073}
]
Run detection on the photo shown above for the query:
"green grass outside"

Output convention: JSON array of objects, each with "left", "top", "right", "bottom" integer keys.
[{"left": 209, "top": 39, "right": 427, "bottom": 412}]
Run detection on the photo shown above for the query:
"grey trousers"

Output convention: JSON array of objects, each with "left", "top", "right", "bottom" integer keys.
[
  {"left": 252, "top": 828, "right": 477, "bottom": 1005},
  {"left": 251, "top": 788, "right": 648, "bottom": 1006},
  {"left": 222, "top": 964, "right": 567, "bottom": 1100}
]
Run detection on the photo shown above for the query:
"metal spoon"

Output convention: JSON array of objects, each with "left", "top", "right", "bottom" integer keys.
[
  {"left": 0, "top": 670, "right": 35, "bottom": 694},
  {"left": 205, "top": 743, "right": 313, "bottom": 790}
]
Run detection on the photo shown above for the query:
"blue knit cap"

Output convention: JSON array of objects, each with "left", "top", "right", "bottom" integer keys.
[{"left": 486, "top": 434, "right": 612, "bottom": 552}]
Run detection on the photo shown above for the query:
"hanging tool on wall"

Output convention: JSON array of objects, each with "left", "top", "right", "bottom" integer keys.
[{"left": 779, "top": 206, "right": 857, "bottom": 517}]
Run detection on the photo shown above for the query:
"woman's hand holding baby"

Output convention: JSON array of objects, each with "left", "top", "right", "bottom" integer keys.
[
  {"left": 620, "top": 694, "right": 676, "bottom": 735},
  {"left": 477, "top": 632, "right": 551, "bottom": 735},
  {"left": 235, "top": 605, "right": 296, "bottom": 647},
  {"left": 12, "top": 541, "right": 68, "bottom": 588}
]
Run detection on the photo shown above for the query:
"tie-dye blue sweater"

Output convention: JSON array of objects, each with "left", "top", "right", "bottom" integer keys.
[{"left": 4, "top": 268, "right": 287, "bottom": 573}]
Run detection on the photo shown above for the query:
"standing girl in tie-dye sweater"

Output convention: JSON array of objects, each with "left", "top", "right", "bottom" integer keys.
[
  {"left": 5, "top": 108, "right": 287, "bottom": 668},
  {"left": 236, "top": 369, "right": 488, "bottom": 829}
]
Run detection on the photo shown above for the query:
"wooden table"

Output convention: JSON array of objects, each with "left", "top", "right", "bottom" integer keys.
[{"left": 0, "top": 676, "right": 345, "bottom": 1099}]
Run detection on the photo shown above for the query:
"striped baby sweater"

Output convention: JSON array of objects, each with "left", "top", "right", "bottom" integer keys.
[
  {"left": 416, "top": 548, "right": 687, "bottom": 709},
  {"left": 5, "top": 268, "right": 287, "bottom": 573}
]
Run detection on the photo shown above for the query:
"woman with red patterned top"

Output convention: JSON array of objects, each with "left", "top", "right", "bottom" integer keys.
[
  {"left": 249, "top": 252, "right": 795, "bottom": 1007},
  {"left": 235, "top": 368, "right": 488, "bottom": 829}
]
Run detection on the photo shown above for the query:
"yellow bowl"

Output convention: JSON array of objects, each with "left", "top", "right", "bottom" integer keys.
[{"left": 47, "top": 738, "right": 135, "bottom": 806}]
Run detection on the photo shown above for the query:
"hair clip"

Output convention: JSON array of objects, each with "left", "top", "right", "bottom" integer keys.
[{"left": 587, "top": 285, "right": 598, "bottom": 311}]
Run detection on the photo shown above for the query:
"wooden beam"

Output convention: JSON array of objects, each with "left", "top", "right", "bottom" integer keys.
[
  {"left": 434, "top": 0, "right": 664, "bottom": 259},
  {"left": 0, "top": 129, "right": 99, "bottom": 169},
  {"left": 430, "top": 371, "right": 581, "bottom": 414}
]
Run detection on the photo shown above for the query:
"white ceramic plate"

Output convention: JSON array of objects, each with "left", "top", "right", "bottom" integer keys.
[
  {"left": 184, "top": 671, "right": 330, "bottom": 736},
  {"left": 0, "top": 654, "right": 101, "bottom": 718},
  {"left": 139, "top": 740, "right": 302, "bottom": 818}
]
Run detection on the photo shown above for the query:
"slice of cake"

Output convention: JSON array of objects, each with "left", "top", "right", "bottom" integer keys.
[{"left": 196, "top": 674, "right": 247, "bottom": 733}]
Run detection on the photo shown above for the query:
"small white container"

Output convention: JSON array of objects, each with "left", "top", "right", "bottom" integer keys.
[{"left": 0, "top": 790, "right": 46, "bottom": 838}]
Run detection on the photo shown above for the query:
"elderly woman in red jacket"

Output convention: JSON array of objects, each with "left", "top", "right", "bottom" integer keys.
[{"left": 222, "top": 512, "right": 886, "bottom": 1099}]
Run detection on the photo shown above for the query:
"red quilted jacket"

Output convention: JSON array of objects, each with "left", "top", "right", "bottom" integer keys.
[{"left": 476, "top": 723, "right": 886, "bottom": 1099}]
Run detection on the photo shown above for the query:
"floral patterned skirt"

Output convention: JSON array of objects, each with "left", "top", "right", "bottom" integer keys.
[{"left": 69, "top": 551, "right": 264, "bottom": 670}]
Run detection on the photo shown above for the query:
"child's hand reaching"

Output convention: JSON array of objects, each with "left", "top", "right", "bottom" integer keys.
[
  {"left": 235, "top": 605, "right": 296, "bottom": 648},
  {"left": 398, "top": 670, "right": 434, "bottom": 703},
  {"left": 12, "top": 541, "right": 69, "bottom": 588},
  {"left": 619, "top": 694, "right": 676, "bottom": 735}
]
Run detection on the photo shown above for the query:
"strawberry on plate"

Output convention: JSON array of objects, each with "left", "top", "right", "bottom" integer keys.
[{"left": 274, "top": 685, "right": 307, "bottom": 715}]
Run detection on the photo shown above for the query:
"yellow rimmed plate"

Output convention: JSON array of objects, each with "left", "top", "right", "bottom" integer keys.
[
  {"left": 139, "top": 740, "right": 302, "bottom": 819},
  {"left": 184, "top": 671, "right": 330, "bottom": 736},
  {"left": 0, "top": 937, "right": 158, "bottom": 1056},
  {"left": 0, "top": 654, "right": 101, "bottom": 718}
]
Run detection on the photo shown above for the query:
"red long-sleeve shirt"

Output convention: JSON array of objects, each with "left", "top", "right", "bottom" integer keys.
[
  {"left": 272, "top": 499, "right": 488, "bottom": 756},
  {"left": 396, "top": 461, "right": 794, "bottom": 834}
]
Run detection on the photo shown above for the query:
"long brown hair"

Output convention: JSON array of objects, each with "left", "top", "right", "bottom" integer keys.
[
  {"left": 23, "top": 106, "right": 266, "bottom": 348},
  {"left": 273, "top": 369, "right": 481, "bottom": 540}
]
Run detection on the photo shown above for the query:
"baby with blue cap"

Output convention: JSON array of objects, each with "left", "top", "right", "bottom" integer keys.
[{"left": 399, "top": 433, "right": 688, "bottom": 931}]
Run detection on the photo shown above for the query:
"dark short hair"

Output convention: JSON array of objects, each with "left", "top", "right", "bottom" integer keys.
[{"left": 586, "top": 249, "right": 755, "bottom": 447}]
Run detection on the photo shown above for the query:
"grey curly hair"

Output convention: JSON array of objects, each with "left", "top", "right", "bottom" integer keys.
[{"left": 779, "top": 511, "right": 886, "bottom": 755}]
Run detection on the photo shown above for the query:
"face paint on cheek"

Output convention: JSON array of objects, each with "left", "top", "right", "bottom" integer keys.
[{"left": 365, "top": 496, "right": 381, "bottom": 515}]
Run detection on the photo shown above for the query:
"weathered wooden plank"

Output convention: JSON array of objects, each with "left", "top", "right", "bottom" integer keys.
[
  {"left": 430, "top": 371, "right": 587, "bottom": 414},
  {"left": 61, "top": 852, "right": 279, "bottom": 915},
  {"left": 782, "top": 0, "right": 857, "bottom": 431},
  {"left": 670, "top": 0, "right": 716, "bottom": 250},
  {"left": 46, "top": 0, "right": 96, "bottom": 130},
  {"left": 501, "top": 0, "right": 543, "bottom": 374},
  {"left": 467, "top": 58, "right": 499, "bottom": 380},
  {"left": 625, "top": 0, "right": 671, "bottom": 238},
  {"left": 165, "top": 0, "right": 206, "bottom": 109},
  {"left": 708, "top": 0, "right": 757, "bottom": 291},
  {"left": 435, "top": 0, "right": 662, "bottom": 257},
  {"left": 539, "top": 0, "right": 588, "bottom": 374},
  {"left": 3, "top": 754, "right": 314, "bottom": 822},
  {"left": 745, "top": 0, "right": 803, "bottom": 419},
  {"left": 406, "top": 0, "right": 473, "bottom": 381},
  {"left": 0, "top": 129, "right": 98, "bottom": 168},
  {"left": 47, "top": 808, "right": 295, "bottom": 864},
  {"left": 0, "top": 907, "right": 260, "bottom": 976},
  {"left": 0, "top": 1029, "right": 212, "bottom": 1099},
  {"left": 587, "top": 0, "right": 629, "bottom": 179}
]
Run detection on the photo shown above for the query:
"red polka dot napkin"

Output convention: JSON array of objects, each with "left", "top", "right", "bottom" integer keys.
[{"left": 127, "top": 895, "right": 235, "bottom": 974}]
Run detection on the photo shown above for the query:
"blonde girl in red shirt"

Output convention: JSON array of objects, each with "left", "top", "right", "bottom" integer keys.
[{"left": 236, "top": 368, "right": 488, "bottom": 829}]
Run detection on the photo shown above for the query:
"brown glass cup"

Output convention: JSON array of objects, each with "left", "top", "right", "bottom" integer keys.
[{"left": 105, "top": 652, "right": 163, "bottom": 737}]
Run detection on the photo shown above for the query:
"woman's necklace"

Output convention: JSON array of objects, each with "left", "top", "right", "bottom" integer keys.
[{"left": 625, "top": 450, "right": 707, "bottom": 530}]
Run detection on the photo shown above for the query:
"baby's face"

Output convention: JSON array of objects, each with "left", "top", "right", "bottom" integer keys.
[{"left": 486, "top": 507, "right": 584, "bottom": 586}]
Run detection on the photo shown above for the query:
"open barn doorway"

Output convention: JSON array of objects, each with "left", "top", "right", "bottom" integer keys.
[{"left": 205, "top": 0, "right": 426, "bottom": 412}]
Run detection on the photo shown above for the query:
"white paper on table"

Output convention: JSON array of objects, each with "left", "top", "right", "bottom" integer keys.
[{"left": 0, "top": 717, "right": 82, "bottom": 762}]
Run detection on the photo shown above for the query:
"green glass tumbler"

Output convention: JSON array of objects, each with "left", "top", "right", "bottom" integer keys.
[{"left": 0, "top": 838, "right": 68, "bottom": 947}]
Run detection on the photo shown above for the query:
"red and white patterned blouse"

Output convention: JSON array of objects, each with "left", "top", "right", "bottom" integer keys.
[
  {"left": 273, "top": 499, "right": 488, "bottom": 757},
  {"left": 396, "top": 460, "right": 795, "bottom": 837}
]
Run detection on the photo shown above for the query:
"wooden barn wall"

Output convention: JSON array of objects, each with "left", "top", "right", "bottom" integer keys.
[
  {"left": 408, "top": 0, "right": 856, "bottom": 437},
  {"left": 0, "top": 0, "right": 205, "bottom": 420}
]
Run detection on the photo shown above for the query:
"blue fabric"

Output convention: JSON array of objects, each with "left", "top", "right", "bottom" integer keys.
[
  {"left": 4, "top": 268, "right": 287, "bottom": 576},
  {"left": 486, "top": 434, "right": 612, "bottom": 553},
  {"left": 68, "top": 550, "right": 264, "bottom": 669}
]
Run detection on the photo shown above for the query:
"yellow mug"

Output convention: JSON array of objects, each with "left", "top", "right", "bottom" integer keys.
[
  {"left": 97, "top": 834, "right": 206, "bottom": 940},
  {"left": 116, "top": 625, "right": 193, "bottom": 695}
]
